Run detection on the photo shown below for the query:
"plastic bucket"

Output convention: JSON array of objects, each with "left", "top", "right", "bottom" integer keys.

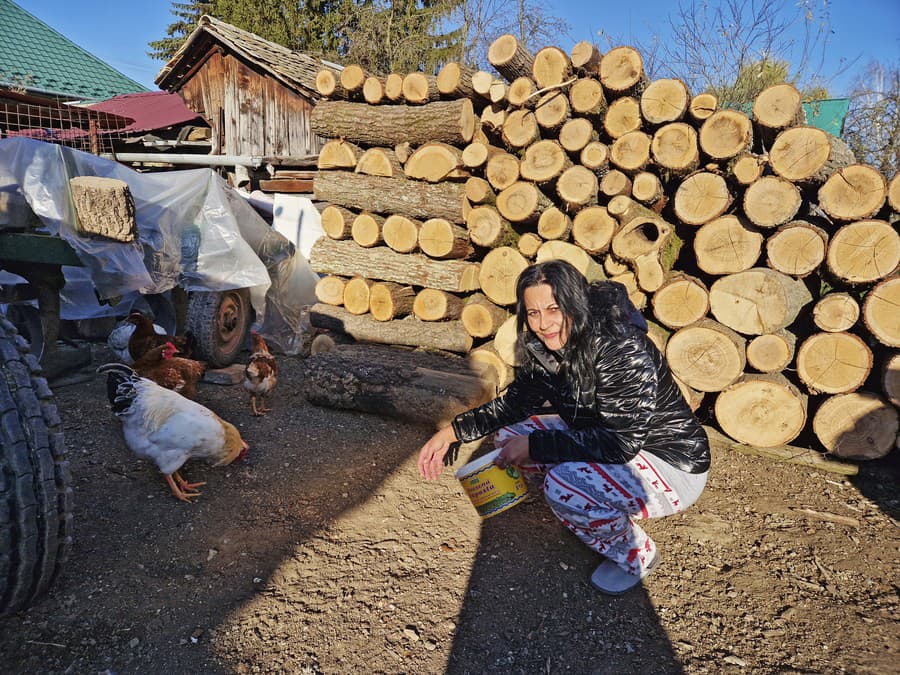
[{"left": 455, "top": 449, "right": 528, "bottom": 519}]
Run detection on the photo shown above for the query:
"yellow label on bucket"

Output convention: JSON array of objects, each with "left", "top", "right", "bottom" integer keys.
[{"left": 456, "top": 449, "right": 528, "bottom": 519}]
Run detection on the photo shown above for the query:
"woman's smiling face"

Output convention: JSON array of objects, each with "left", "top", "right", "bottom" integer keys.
[{"left": 524, "top": 283, "right": 569, "bottom": 351}]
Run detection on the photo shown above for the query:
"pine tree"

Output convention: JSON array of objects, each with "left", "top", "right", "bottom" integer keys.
[{"left": 148, "top": 1, "right": 213, "bottom": 62}]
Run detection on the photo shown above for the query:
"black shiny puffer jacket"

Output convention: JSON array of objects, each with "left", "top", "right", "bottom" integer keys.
[{"left": 452, "top": 309, "right": 710, "bottom": 474}]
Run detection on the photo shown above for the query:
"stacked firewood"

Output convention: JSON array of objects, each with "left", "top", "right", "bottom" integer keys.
[{"left": 307, "top": 37, "right": 900, "bottom": 460}]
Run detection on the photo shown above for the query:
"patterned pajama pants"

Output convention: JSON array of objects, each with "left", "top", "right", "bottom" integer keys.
[{"left": 496, "top": 415, "right": 704, "bottom": 576}]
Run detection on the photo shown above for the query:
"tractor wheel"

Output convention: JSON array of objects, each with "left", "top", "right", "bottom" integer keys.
[
  {"left": 0, "top": 314, "right": 73, "bottom": 617},
  {"left": 185, "top": 289, "right": 252, "bottom": 368}
]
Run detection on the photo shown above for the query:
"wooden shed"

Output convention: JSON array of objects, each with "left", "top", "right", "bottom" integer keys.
[{"left": 154, "top": 15, "right": 339, "bottom": 161}]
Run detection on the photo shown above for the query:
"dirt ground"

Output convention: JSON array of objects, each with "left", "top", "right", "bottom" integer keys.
[{"left": 1, "top": 341, "right": 898, "bottom": 674}]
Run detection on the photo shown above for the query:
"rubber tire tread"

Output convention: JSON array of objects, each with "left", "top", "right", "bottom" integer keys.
[
  {"left": 0, "top": 315, "right": 72, "bottom": 616},
  {"left": 185, "top": 290, "right": 251, "bottom": 369}
]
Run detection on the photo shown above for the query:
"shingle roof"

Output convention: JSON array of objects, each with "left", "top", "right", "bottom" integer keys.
[
  {"left": 155, "top": 15, "right": 339, "bottom": 100},
  {"left": 0, "top": 0, "right": 147, "bottom": 100}
]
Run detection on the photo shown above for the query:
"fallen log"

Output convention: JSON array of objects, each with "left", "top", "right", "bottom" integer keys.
[{"left": 302, "top": 343, "right": 492, "bottom": 427}]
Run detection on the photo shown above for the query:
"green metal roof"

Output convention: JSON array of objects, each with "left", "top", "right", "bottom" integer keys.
[{"left": 0, "top": 0, "right": 147, "bottom": 100}]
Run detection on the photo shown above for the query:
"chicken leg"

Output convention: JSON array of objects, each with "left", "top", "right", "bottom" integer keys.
[
  {"left": 165, "top": 470, "right": 206, "bottom": 502},
  {"left": 250, "top": 394, "right": 272, "bottom": 416}
]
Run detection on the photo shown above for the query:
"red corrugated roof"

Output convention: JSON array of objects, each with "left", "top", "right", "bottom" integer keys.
[{"left": 87, "top": 91, "right": 203, "bottom": 133}]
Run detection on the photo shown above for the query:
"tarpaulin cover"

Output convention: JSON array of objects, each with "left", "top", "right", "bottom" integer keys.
[{"left": 0, "top": 137, "right": 319, "bottom": 353}]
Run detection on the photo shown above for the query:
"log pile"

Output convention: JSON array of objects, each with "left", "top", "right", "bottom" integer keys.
[{"left": 308, "top": 36, "right": 899, "bottom": 458}]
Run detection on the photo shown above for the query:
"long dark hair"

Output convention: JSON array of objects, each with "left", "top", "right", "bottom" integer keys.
[{"left": 514, "top": 260, "right": 637, "bottom": 393}]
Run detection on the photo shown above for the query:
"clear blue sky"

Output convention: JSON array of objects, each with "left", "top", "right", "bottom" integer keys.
[{"left": 13, "top": 0, "right": 900, "bottom": 96}]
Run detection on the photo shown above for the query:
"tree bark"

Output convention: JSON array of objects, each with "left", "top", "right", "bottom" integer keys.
[
  {"left": 437, "top": 62, "right": 478, "bottom": 98},
  {"left": 310, "top": 237, "right": 480, "bottom": 293},
  {"left": 314, "top": 172, "right": 466, "bottom": 223},
  {"left": 311, "top": 99, "right": 475, "bottom": 147},
  {"left": 302, "top": 344, "right": 491, "bottom": 426},
  {"left": 309, "top": 304, "right": 473, "bottom": 354},
  {"left": 883, "top": 352, "right": 900, "bottom": 407},
  {"left": 570, "top": 41, "right": 602, "bottom": 73}
]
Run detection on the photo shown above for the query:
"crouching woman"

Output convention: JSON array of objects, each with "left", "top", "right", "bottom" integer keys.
[{"left": 417, "top": 260, "right": 710, "bottom": 594}]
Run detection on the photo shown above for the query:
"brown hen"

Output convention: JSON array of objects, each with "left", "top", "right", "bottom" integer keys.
[
  {"left": 126, "top": 311, "right": 195, "bottom": 362},
  {"left": 132, "top": 342, "right": 206, "bottom": 400}
]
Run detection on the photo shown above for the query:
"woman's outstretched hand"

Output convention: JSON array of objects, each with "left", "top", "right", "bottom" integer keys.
[{"left": 417, "top": 425, "right": 459, "bottom": 480}]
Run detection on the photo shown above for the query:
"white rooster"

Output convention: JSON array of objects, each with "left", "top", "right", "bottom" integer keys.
[{"left": 98, "top": 363, "right": 249, "bottom": 502}]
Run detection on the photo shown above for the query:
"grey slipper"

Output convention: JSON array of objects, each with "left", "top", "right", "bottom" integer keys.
[{"left": 590, "top": 550, "right": 660, "bottom": 595}]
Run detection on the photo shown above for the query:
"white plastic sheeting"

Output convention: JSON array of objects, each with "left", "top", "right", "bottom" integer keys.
[{"left": 0, "top": 138, "right": 319, "bottom": 354}]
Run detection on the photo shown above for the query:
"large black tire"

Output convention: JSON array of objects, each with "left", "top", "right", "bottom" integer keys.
[
  {"left": 0, "top": 315, "right": 72, "bottom": 617},
  {"left": 185, "top": 289, "right": 252, "bottom": 368}
]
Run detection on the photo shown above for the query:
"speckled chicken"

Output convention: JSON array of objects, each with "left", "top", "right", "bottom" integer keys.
[{"left": 243, "top": 332, "right": 278, "bottom": 416}]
